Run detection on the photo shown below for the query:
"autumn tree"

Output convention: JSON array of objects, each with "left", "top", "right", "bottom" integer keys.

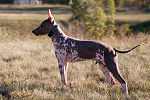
[
  {"left": 104, "top": 0, "right": 116, "bottom": 36},
  {"left": 70, "top": 0, "right": 116, "bottom": 38}
]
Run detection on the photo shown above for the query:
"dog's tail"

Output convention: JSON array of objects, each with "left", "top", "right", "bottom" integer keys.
[{"left": 114, "top": 44, "right": 140, "bottom": 54}]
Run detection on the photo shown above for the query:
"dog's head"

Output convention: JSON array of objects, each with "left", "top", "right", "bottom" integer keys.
[{"left": 32, "top": 9, "right": 56, "bottom": 36}]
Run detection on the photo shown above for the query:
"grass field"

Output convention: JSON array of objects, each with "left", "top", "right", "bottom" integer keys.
[{"left": 0, "top": 4, "right": 150, "bottom": 99}]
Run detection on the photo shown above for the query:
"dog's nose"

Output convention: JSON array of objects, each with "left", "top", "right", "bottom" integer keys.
[{"left": 32, "top": 30, "right": 35, "bottom": 33}]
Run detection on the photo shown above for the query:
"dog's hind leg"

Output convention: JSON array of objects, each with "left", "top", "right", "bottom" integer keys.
[
  {"left": 108, "top": 64, "right": 128, "bottom": 94},
  {"left": 99, "top": 63, "right": 116, "bottom": 87},
  {"left": 105, "top": 55, "right": 128, "bottom": 94}
]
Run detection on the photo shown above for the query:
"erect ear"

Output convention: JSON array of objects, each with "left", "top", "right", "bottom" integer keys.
[{"left": 48, "top": 9, "right": 54, "bottom": 22}]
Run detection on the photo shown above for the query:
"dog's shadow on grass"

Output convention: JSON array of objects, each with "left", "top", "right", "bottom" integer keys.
[{"left": 0, "top": 84, "right": 15, "bottom": 99}]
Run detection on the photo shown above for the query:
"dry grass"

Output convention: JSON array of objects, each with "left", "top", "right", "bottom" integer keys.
[
  {"left": 0, "top": 5, "right": 150, "bottom": 99},
  {"left": 0, "top": 13, "right": 71, "bottom": 22},
  {"left": 115, "top": 12, "right": 150, "bottom": 23},
  {"left": 0, "top": 27, "right": 150, "bottom": 99}
]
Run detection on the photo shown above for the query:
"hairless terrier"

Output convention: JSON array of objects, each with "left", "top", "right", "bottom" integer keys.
[{"left": 32, "top": 9, "right": 140, "bottom": 94}]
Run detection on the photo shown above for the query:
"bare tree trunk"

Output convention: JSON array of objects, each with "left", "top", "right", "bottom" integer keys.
[
  {"left": 35, "top": 0, "right": 39, "bottom": 4},
  {"left": 29, "top": 0, "right": 31, "bottom": 4},
  {"left": 69, "top": 0, "right": 72, "bottom": 5}
]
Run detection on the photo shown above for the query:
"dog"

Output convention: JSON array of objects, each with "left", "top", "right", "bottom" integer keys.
[{"left": 32, "top": 9, "right": 140, "bottom": 94}]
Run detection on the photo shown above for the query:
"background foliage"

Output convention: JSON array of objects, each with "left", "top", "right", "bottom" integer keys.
[
  {"left": 0, "top": 0, "right": 150, "bottom": 9},
  {"left": 42, "top": 0, "right": 70, "bottom": 4},
  {"left": 0, "top": 0, "right": 13, "bottom": 4},
  {"left": 70, "top": 0, "right": 116, "bottom": 38}
]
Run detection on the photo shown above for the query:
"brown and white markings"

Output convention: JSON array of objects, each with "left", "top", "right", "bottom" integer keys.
[{"left": 32, "top": 9, "right": 140, "bottom": 95}]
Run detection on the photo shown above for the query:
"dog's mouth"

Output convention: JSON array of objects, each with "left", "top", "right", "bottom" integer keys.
[
  {"left": 32, "top": 30, "right": 39, "bottom": 36},
  {"left": 34, "top": 33, "right": 39, "bottom": 36}
]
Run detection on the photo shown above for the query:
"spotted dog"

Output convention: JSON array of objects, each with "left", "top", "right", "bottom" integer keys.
[{"left": 32, "top": 9, "right": 140, "bottom": 94}]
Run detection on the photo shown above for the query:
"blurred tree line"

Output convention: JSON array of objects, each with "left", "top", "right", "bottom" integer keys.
[
  {"left": 0, "top": 0, "right": 150, "bottom": 9},
  {"left": 0, "top": 0, "right": 70, "bottom": 4},
  {"left": 70, "top": 0, "right": 116, "bottom": 38},
  {"left": 0, "top": 0, "right": 13, "bottom": 4},
  {"left": 123, "top": 0, "right": 150, "bottom": 8},
  {"left": 42, "top": 0, "right": 70, "bottom": 4},
  {"left": 115, "top": 0, "right": 150, "bottom": 9}
]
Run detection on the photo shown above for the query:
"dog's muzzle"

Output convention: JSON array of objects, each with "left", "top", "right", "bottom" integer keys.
[{"left": 32, "top": 30, "right": 39, "bottom": 36}]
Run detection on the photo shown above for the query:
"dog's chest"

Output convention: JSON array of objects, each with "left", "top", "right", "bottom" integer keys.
[{"left": 53, "top": 37, "right": 85, "bottom": 62}]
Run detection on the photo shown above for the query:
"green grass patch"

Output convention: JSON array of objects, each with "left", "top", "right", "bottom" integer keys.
[{"left": 130, "top": 20, "right": 150, "bottom": 33}]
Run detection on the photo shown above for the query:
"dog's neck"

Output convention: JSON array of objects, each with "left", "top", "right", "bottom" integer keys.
[
  {"left": 48, "top": 24, "right": 59, "bottom": 37},
  {"left": 50, "top": 25, "right": 67, "bottom": 44}
]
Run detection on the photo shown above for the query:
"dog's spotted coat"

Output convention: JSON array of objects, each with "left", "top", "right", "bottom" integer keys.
[
  {"left": 32, "top": 9, "right": 140, "bottom": 94},
  {"left": 50, "top": 28, "right": 110, "bottom": 84}
]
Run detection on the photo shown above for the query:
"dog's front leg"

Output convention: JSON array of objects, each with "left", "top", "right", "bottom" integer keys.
[
  {"left": 64, "top": 61, "right": 68, "bottom": 85},
  {"left": 58, "top": 60, "right": 68, "bottom": 85}
]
